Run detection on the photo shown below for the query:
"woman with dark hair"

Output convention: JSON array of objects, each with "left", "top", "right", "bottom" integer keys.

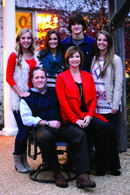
[
  {"left": 56, "top": 46, "right": 121, "bottom": 176},
  {"left": 38, "top": 29, "right": 65, "bottom": 89},
  {"left": 6, "top": 28, "right": 38, "bottom": 173},
  {"left": 90, "top": 31, "right": 123, "bottom": 144}
]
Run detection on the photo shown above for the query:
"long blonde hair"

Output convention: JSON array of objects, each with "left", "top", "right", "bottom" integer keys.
[
  {"left": 95, "top": 31, "right": 114, "bottom": 77},
  {"left": 15, "top": 28, "right": 36, "bottom": 67}
]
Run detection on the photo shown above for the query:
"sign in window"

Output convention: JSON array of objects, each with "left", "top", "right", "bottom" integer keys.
[{"left": 15, "top": 12, "right": 32, "bottom": 36}]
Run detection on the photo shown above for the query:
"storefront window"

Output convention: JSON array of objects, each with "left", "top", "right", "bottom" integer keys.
[
  {"left": 15, "top": 12, "right": 58, "bottom": 50},
  {"left": 37, "top": 14, "right": 58, "bottom": 50},
  {"left": 15, "top": 12, "right": 32, "bottom": 36}
]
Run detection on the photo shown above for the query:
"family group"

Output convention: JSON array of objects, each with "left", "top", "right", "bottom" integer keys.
[{"left": 6, "top": 14, "right": 123, "bottom": 188}]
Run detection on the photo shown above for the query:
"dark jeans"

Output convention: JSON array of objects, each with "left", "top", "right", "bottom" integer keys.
[
  {"left": 13, "top": 110, "right": 29, "bottom": 155},
  {"left": 35, "top": 124, "right": 90, "bottom": 175},
  {"left": 85, "top": 117, "right": 121, "bottom": 171}
]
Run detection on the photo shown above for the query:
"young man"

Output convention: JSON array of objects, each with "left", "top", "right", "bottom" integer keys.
[
  {"left": 62, "top": 14, "right": 95, "bottom": 72},
  {"left": 20, "top": 67, "right": 96, "bottom": 189}
]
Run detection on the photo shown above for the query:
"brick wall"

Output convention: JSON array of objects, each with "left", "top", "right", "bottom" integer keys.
[{"left": 15, "top": 0, "right": 64, "bottom": 9}]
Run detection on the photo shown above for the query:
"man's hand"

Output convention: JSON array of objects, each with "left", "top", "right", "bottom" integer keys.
[
  {"left": 49, "top": 121, "right": 61, "bottom": 129},
  {"left": 38, "top": 120, "right": 61, "bottom": 129}
]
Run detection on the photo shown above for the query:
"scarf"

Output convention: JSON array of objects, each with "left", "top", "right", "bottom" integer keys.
[{"left": 40, "top": 51, "right": 64, "bottom": 76}]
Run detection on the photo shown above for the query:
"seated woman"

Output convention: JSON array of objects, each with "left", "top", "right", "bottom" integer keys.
[
  {"left": 38, "top": 29, "right": 65, "bottom": 89},
  {"left": 56, "top": 46, "right": 121, "bottom": 176}
]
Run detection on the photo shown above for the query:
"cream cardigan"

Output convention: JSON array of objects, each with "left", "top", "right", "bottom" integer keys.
[
  {"left": 90, "top": 54, "right": 123, "bottom": 110},
  {"left": 10, "top": 55, "right": 38, "bottom": 110}
]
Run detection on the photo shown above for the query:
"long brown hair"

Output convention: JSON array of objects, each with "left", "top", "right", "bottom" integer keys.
[
  {"left": 95, "top": 30, "right": 114, "bottom": 77},
  {"left": 39, "top": 29, "right": 64, "bottom": 58},
  {"left": 15, "top": 28, "right": 36, "bottom": 67}
]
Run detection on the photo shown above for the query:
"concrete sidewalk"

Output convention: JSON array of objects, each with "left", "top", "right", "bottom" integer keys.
[{"left": 0, "top": 135, "right": 130, "bottom": 195}]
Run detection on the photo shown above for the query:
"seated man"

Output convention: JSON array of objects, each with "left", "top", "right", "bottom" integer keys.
[{"left": 20, "top": 67, "right": 96, "bottom": 188}]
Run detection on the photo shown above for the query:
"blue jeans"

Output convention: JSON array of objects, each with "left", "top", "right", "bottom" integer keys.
[{"left": 13, "top": 110, "right": 29, "bottom": 155}]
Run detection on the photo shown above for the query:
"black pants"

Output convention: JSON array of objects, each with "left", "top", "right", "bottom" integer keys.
[
  {"left": 103, "top": 110, "right": 120, "bottom": 137},
  {"left": 35, "top": 124, "right": 90, "bottom": 175},
  {"left": 35, "top": 118, "right": 121, "bottom": 174},
  {"left": 85, "top": 117, "right": 121, "bottom": 171}
]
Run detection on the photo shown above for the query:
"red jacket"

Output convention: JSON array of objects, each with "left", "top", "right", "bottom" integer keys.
[{"left": 56, "top": 69, "right": 107, "bottom": 124}]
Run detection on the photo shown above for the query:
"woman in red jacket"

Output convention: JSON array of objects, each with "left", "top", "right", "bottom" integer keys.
[
  {"left": 56, "top": 46, "right": 121, "bottom": 176},
  {"left": 6, "top": 28, "right": 38, "bottom": 173}
]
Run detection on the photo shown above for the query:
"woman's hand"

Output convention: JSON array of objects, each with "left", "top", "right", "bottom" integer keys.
[
  {"left": 76, "top": 119, "right": 85, "bottom": 129},
  {"left": 76, "top": 116, "right": 92, "bottom": 128},
  {"left": 83, "top": 115, "right": 92, "bottom": 128},
  {"left": 111, "top": 109, "right": 118, "bottom": 114},
  {"left": 12, "top": 85, "right": 30, "bottom": 97},
  {"left": 20, "top": 92, "right": 30, "bottom": 97}
]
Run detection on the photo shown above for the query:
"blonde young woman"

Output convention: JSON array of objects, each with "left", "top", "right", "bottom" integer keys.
[
  {"left": 6, "top": 28, "right": 38, "bottom": 173},
  {"left": 90, "top": 31, "right": 123, "bottom": 145}
]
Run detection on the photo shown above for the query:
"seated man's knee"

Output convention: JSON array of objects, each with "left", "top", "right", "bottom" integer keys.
[{"left": 35, "top": 128, "right": 52, "bottom": 144}]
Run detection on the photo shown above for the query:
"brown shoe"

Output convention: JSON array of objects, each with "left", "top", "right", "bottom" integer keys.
[
  {"left": 76, "top": 173, "right": 96, "bottom": 188},
  {"left": 53, "top": 171, "right": 68, "bottom": 188}
]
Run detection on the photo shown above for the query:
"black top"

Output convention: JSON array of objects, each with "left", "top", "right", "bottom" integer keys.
[{"left": 76, "top": 82, "right": 87, "bottom": 112}]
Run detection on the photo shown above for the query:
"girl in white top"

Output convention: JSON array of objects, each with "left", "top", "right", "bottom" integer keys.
[
  {"left": 91, "top": 31, "right": 123, "bottom": 143},
  {"left": 6, "top": 28, "right": 38, "bottom": 173}
]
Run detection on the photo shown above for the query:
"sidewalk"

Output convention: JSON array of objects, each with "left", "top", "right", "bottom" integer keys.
[{"left": 0, "top": 135, "right": 130, "bottom": 195}]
